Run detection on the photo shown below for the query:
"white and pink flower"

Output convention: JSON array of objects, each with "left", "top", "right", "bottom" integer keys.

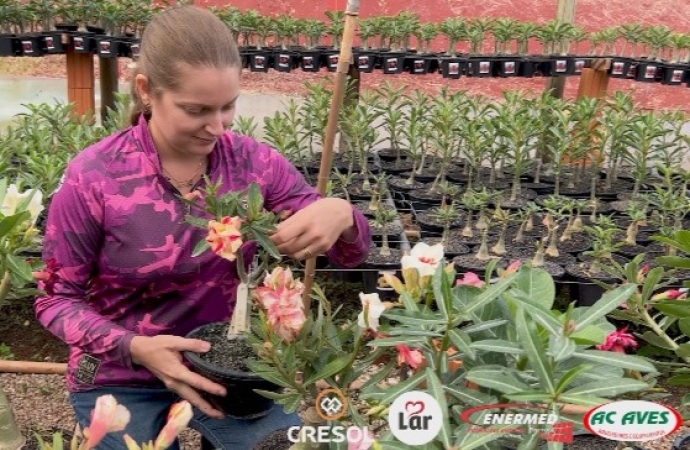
[
  {"left": 206, "top": 216, "right": 243, "bottom": 262},
  {"left": 401, "top": 242, "right": 444, "bottom": 278},
  {"left": 253, "top": 267, "right": 307, "bottom": 342}
]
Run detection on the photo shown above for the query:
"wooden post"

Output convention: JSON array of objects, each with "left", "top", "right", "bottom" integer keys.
[
  {"left": 545, "top": 0, "right": 577, "bottom": 98},
  {"left": 99, "top": 57, "right": 120, "bottom": 123},
  {"left": 576, "top": 58, "right": 611, "bottom": 99},
  {"left": 66, "top": 39, "right": 95, "bottom": 121}
]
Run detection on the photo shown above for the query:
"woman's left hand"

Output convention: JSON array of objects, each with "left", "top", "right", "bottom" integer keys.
[{"left": 270, "top": 198, "right": 355, "bottom": 260}]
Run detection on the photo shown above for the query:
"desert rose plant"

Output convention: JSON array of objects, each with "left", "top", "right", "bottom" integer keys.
[
  {"left": 246, "top": 240, "right": 659, "bottom": 449},
  {"left": 36, "top": 395, "right": 192, "bottom": 450}
]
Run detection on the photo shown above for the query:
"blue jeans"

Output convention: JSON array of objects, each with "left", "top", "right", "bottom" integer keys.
[{"left": 69, "top": 387, "right": 301, "bottom": 449}]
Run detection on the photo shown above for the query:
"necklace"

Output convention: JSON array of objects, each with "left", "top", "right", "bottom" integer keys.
[{"left": 162, "top": 158, "right": 206, "bottom": 190}]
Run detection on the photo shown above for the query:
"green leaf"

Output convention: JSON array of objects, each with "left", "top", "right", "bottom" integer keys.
[
  {"left": 253, "top": 389, "right": 297, "bottom": 401},
  {"left": 515, "top": 266, "right": 555, "bottom": 310},
  {"left": 384, "top": 310, "right": 446, "bottom": 326},
  {"left": 517, "top": 432, "right": 541, "bottom": 450},
  {"left": 669, "top": 374, "right": 690, "bottom": 386},
  {"left": 557, "top": 393, "right": 612, "bottom": 407},
  {"left": 641, "top": 267, "right": 664, "bottom": 303},
  {"left": 433, "top": 262, "right": 453, "bottom": 320},
  {"left": 465, "top": 368, "right": 531, "bottom": 394},
  {"left": 464, "top": 273, "right": 517, "bottom": 316},
  {"left": 570, "top": 325, "right": 607, "bottom": 345},
  {"left": 191, "top": 239, "right": 210, "bottom": 257},
  {"left": 655, "top": 256, "right": 690, "bottom": 269},
  {"left": 679, "top": 318, "right": 690, "bottom": 337},
  {"left": 516, "top": 307, "right": 555, "bottom": 394},
  {"left": 448, "top": 329, "right": 475, "bottom": 360},
  {"left": 425, "top": 368, "right": 452, "bottom": 449},
  {"left": 305, "top": 355, "right": 351, "bottom": 385},
  {"left": 572, "top": 350, "right": 657, "bottom": 373},
  {"left": 677, "top": 343, "right": 690, "bottom": 358},
  {"left": 469, "top": 340, "right": 524, "bottom": 355},
  {"left": 247, "top": 182, "right": 263, "bottom": 219},
  {"left": 453, "top": 426, "right": 504, "bottom": 450},
  {"left": 387, "top": 329, "right": 442, "bottom": 337},
  {"left": 0, "top": 211, "right": 30, "bottom": 239},
  {"left": 640, "top": 331, "right": 675, "bottom": 350},
  {"left": 461, "top": 319, "right": 508, "bottom": 334},
  {"left": 367, "top": 336, "right": 428, "bottom": 347},
  {"left": 359, "top": 359, "right": 396, "bottom": 392},
  {"left": 573, "top": 284, "right": 637, "bottom": 332},
  {"left": 555, "top": 364, "right": 593, "bottom": 395},
  {"left": 184, "top": 215, "right": 209, "bottom": 229},
  {"left": 280, "top": 392, "right": 303, "bottom": 414},
  {"left": 245, "top": 365, "right": 293, "bottom": 388},
  {"left": 548, "top": 334, "right": 576, "bottom": 361},
  {"left": 5, "top": 254, "right": 33, "bottom": 284},
  {"left": 444, "top": 385, "right": 496, "bottom": 406},
  {"left": 251, "top": 228, "right": 282, "bottom": 260},
  {"left": 361, "top": 371, "right": 426, "bottom": 405},
  {"left": 520, "top": 302, "right": 562, "bottom": 336},
  {"left": 655, "top": 302, "right": 690, "bottom": 319},
  {"left": 505, "top": 391, "right": 554, "bottom": 402},
  {"left": 564, "top": 379, "right": 649, "bottom": 397}
]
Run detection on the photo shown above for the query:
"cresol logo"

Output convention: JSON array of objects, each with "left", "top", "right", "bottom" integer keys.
[{"left": 584, "top": 400, "right": 682, "bottom": 442}]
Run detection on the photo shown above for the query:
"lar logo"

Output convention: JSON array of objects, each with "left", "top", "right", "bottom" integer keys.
[
  {"left": 584, "top": 400, "right": 682, "bottom": 442},
  {"left": 315, "top": 388, "right": 348, "bottom": 421},
  {"left": 388, "top": 391, "right": 443, "bottom": 445}
]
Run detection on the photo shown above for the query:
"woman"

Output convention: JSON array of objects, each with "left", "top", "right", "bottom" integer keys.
[{"left": 34, "top": 6, "right": 370, "bottom": 449}]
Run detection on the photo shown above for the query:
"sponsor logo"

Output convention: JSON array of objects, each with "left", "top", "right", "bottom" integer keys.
[
  {"left": 584, "top": 400, "right": 682, "bottom": 442},
  {"left": 388, "top": 391, "right": 443, "bottom": 445}
]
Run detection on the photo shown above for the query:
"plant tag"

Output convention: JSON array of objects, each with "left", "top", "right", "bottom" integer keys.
[{"left": 227, "top": 282, "right": 250, "bottom": 339}]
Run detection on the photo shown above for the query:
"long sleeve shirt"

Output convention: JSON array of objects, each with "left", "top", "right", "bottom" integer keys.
[{"left": 34, "top": 114, "right": 371, "bottom": 392}]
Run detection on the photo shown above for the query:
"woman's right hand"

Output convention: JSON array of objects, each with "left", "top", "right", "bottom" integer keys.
[{"left": 129, "top": 335, "right": 226, "bottom": 419}]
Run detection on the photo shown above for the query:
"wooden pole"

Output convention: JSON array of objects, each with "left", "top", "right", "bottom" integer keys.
[
  {"left": 301, "top": 0, "right": 360, "bottom": 310},
  {"left": 576, "top": 58, "right": 611, "bottom": 99},
  {"left": 545, "top": 0, "right": 577, "bottom": 99},
  {"left": 99, "top": 57, "right": 120, "bottom": 124},
  {"left": 66, "top": 39, "right": 95, "bottom": 121},
  {"left": 0, "top": 360, "right": 66, "bottom": 375}
]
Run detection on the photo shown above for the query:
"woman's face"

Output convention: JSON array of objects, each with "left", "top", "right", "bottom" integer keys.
[{"left": 140, "top": 64, "right": 241, "bottom": 160}]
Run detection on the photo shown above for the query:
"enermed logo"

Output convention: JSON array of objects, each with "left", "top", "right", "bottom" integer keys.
[
  {"left": 584, "top": 400, "right": 682, "bottom": 442},
  {"left": 388, "top": 391, "right": 443, "bottom": 445}
]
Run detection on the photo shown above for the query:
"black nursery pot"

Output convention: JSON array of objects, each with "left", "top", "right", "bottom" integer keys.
[
  {"left": 405, "top": 54, "right": 437, "bottom": 75},
  {"left": 323, "top": 50, "right": 340, "bottom": 72},
  {"left": 273, "top": 50, "right": 298, "bottom": 72},
  {"left": 43, "top": 31, "right": 65, "bottom": 54},
  {"left": 380, "top": 51, "right": 407, "bottom": 74},
  {"left": 300, "top": 49, "right": 323, "bottom": 72},
  {"left": 183, "top": 322, "right": 281, "bottom": 419},
  {"left": 20, "top": 34, "right": 44, "bottom": 57},
  {"left": 439, "top": 57, "right": 467, "bottom": 79},
  {"left": 609, "top": 57, "right": 631, "bottom": 78},
  {"left": 672, "top": 433, "right": 690, "bottom": 450},
  {"left": 354, "top": 50, "right": 378, "bottom": 73},
  {"left": 635, "top": 60, "right": 663, "bottom": 83},
  {"left": 248, "top": 51, "right": 271, "bottom": 72},
  {"left": 0, "top": 34, "right": 20, "bottom": 56},
  {"left": 96, "top": 37, "right": 121, "bottom": 58},
  {"left": 72, "top": 33, "right": 96, "bottom": 53},
  {"left": 661, "top": 63, "right": 688, "bottom": 85},
  {"left": 468, "top": 58, "right": 494, "bottom": 77},
  {"left": 495, "top": 58, "right": 520, "bottom": 77}
]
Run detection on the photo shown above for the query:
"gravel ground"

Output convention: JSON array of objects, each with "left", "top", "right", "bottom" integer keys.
[{"left": 2, "top": 372, "right": 687, "bottom": 449}]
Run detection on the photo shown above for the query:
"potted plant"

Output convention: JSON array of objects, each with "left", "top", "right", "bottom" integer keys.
[
  {"left": 181, "top": 180, "right": 286, "bottom": 419},
  {"left": 299, "top": 19, "right": 327, "bottom": 71},
  {"left": 636, "top": 25, "right": 672, "bottom": 82},
  {"left": 514, "top": 21, "right": 538, "bottom": 76},
  {"left": 379, "top": 12, "right": 419, "bottom": 75},
  {"left": 491, "top": 18, "right": 520, "bottom": 77},
  {"left": 437, "top": 17, "right": 467, "bottom": 78},
  {"left": 323, "top": 10, "right": 344, "bottom": 71},
  {"left": 388, "top": 91, "right": 429, "bottom": 198},
  {"left": 465, "top": 18, "right": 495, "bottom": 77},
  {"left": 373, "top": 81, "right": 410, "bottom": 170},
  {"left": 409, "top": 21, "right": 439, "bottom": 74},
  {"left": 272, "top": 14, "right": 300, "bottom": 72},
  {"left": 621, "top": 111, "right": 665, "bottom": 199}
]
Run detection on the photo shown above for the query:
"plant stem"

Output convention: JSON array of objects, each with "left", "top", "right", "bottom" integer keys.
[
  {"left": 641, "top": 308, "right": 690, "bottom": 364},
  {"left": 0, "top": 271, "right": 11, "bottom": 305}
]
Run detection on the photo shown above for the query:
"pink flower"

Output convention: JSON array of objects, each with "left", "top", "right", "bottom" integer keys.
[
  {"left": 254, "top": 267, "right": 307, "bottom": 342},
  {"left": 154, "top": 401, "right": 193, "bottom": 450},
  {"left": 206, "top": 216, "right": 243, "bottom": 261},
  {"left": 347, "top": 427, "right": 376, "bottom": 450},
  {"left": 84, "top": 394, "right": 130, "bottom": 449},
  {"left": 503, "top": 260, "right": 522, "bottom": 277},
  {"left": 651, "top": 288, "right": 689, "bottom": 301},
  {"left": 637, "top": 264, "right": 650, "bottom": 283},
  {"left": 456, "top": 272, "right": 485, "bottom": 288},
  {"left": 596, "top": 327, "right": 638, "bottom": 353},
  {"left": 395, "top": 345, "right": 424, "bottom": 370}
]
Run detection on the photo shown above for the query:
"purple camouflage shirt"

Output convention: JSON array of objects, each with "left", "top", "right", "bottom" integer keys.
[{"left": 35, "top": 114, "right": 371, "bottom": 392}]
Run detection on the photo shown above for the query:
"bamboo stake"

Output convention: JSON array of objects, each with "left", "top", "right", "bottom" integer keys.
[
  {"left": 301, "top": 0, "right": 360, "bottom": 311},
  {"left": 0, "top": 360, "right": 67, "bottom": 374}
]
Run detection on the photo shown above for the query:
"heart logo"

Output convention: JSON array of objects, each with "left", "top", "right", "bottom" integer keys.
[{"left": 405, "top": 401, "right": 425, "bottom": 415}]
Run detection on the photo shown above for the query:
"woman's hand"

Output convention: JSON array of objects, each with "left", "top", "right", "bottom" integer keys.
[
  {"left": 270, "top": 198, "right": 355, "bottom": 260},
  {"left": 130, "top": 335, "right": 226, "bottom": 419}
]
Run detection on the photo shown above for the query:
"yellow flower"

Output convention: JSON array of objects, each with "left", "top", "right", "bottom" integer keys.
[{"left": 206, "top": 216, "right": 243, "bottom": 261}]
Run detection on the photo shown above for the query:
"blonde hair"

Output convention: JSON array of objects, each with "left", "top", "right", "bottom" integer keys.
[{"left": 129, "top": 5, "right": 241, "bottom": 126}]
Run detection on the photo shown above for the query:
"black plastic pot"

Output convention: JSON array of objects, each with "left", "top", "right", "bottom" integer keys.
[
  {"left": 273, "top": 50, "right": 299, "bottom": 72},
  {"left": 42, "top": 32, "right": 65, "bottom": 54},
  {"left": 571, "top": 57, "right": 589, "bottom": 75},
  {"left": 248, "top": 51, "right": 271, "bottom": 72},
  {"left": 323, "top": 50, "right": 340, "bottom": 72},
  {"left": 353, "top": 50, "right": 377, "bottom": 73},
  {"left": 519, "top": 58, "right": 538, "bottom": 78},
  {"left": 565, "top": 266, "right": 616, "bottom": 307},
  {"left": 20, "top": 35, "right": 44, "bottom": 57},
  {"left": 661, "top": 63, "right": 688, "bottom": 85},
  {"left": 439, "top": 57, "right": 467, "bottom": 79},
  {"left": 552, "top": 56, "right": 575, "bottom": 76},
  {"left": 72, "top": 33, "right": 96, "bottom": 53},
  {"left": 0, "top": 34, "right": 20, "bottom": 56},
  {"left": 406, "top": 54, "right": 438, "bottom": 75},
  {"left": 609, "top": 57, "right": 631, "bottom": 78},
  {"left": 300, "top": 49, "right": 322, "bottom": 72},
  {"left": 468, "top": 58, "right": 494, "bottom": 77},
  {"left": 635, "top": 60, "right": 663, "bottom": 83},
  {"left": 495, "top": 58, "right": 520, "bottom": 77},
  {"left": 673, "top": 433, "right": 690, "bottom": 450},
  {"left": 96, "top": 37, "right": 122, "bottom": 58},
  {"left": 183, "top": 322, "right": 281, "bottom": 419},
  {"left": 380, "top": 51, "right": 407, "bottom": 74}
]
